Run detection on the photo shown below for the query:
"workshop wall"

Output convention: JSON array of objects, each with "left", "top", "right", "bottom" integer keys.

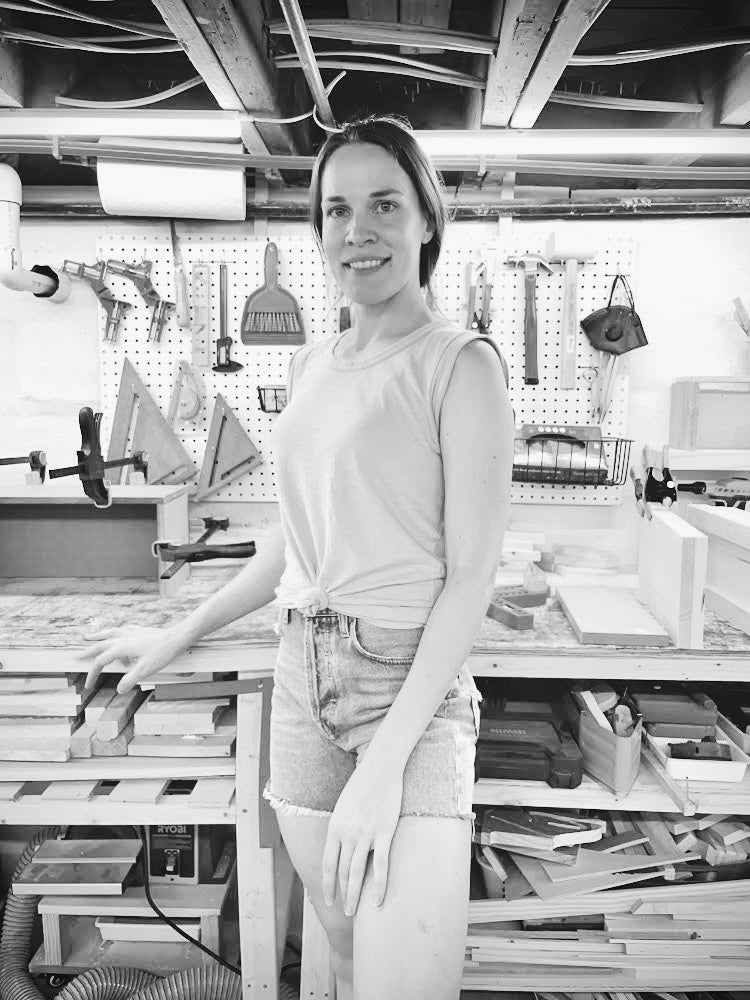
[{"left": 2, "top": 214, "right": 748, "bottom": 569}]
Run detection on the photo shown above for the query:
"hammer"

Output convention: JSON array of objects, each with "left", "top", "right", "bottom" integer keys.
[
  {"left": 546, "top": 234, "right": 596, "bottom": 390},
  {"left": 506, "top": 253, "right": 552, "bottom": 385}
]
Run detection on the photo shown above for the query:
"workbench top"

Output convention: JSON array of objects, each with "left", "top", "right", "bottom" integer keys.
[{"left": 0, "top": 568, "right": 748, "bottom": 658}]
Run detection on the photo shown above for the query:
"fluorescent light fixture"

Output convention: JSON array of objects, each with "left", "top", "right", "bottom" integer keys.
[
  {"left": 414, "top": 128, "right": 750, "bottom": 158},
  {"left": 0, "top": 109, "right": 244, "bottom": 140}
]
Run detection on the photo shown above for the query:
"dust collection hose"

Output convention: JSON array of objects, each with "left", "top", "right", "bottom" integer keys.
[{"left": 0, "top": 829, "right": 299, "bottom": 1000}]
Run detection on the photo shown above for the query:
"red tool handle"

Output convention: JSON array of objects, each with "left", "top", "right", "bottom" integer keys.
[{"left": 524, "top": 270, "right": 539, "bottom": 385}]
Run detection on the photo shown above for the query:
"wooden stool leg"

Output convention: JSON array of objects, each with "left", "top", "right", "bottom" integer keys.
[{"left": 300, "top": 889, "right": 336, "bottom": 1000}]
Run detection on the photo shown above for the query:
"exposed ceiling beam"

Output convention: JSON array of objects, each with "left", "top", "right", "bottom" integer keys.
[
  {"left": 510, "top": 0, "right": 612, "bottom": 128},
  {"left": 482, "top": 0, "right": 561, "bottom": 127},
  {"left": 347, "top": 1, "right": 398, "bottom": 20},
  {"left": 400, "top": 0, "right": 451, "bottom": 55},
  {"left": 0, "top": 41, "right": 22, "bottom": 108},
  {"left": 150, "top": 1, "right": 303, "bottom": 155},
  {"left": 720, "top": 47, "right": 750, "bottom": 124}
]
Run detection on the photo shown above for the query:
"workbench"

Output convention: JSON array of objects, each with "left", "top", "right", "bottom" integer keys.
[{"left": 1, "top": 569, "right": 750, "bottom": 997}]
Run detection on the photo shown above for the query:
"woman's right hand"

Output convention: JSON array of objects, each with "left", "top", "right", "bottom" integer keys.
[{"left": 77, "top": 625, "right": 188, "bottom": 694}]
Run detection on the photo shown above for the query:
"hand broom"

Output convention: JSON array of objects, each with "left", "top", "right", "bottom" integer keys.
[{"left": 241, "top": 242, "right": 306, "bottom": 345}]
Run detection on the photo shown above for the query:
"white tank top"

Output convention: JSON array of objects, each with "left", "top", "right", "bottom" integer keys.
[{"left": 272, "top": 318, "right": 506, "bottom": 627}]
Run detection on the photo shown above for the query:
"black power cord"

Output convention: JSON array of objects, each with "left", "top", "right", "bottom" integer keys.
[{"left": 132, "top": 825, "right": 241, "bottom": 976}]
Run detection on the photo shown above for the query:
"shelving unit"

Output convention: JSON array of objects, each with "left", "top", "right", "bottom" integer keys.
[{"left": 2, "top": 577, "right": 749, "bottom": 998}]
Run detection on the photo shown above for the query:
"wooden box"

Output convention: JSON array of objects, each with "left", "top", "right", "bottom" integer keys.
[
  {"left": 567, "top": 696, "right": 642, "bottom": 796},
  {"left": 670, "top": 377, "right": 750, "bottom": 450},
  {"left": 0, "top": 484, "right": 189, "bottom": 596}
]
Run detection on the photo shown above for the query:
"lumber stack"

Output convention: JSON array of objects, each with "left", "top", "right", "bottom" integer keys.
[
  {"left": 127, "top": 686, "right": 237, "bottom": 757},
  {"left": 0, "top": 672, "right": 94, "bottom": 762},
  {"left": 467, "top": 806, "right": 750, "bottom": 990}
]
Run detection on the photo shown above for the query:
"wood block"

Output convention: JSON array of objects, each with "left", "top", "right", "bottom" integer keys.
[
  {"left": 712, "top": 820, "right": 750, "bottom": 846},
  {"left": 0, "top": 677, "right": 87, "bottom": 715},
  {"left": 33, "top": 839, "right": 141, "bottom": 865},
  {"left": 588, "top": 833, "right": 649, "bottom": 854},
  {"left": 70, "top": 722, "right": 95, "bottom": 758},
  {"left": 555, "top": 585, "right": 671, "bottom": 646},
  {"left": 637, "top": 508, "right": 707, "bottom": 649},
  {"left": 95, "top": 689, "right": 146, "bottom": 741},
  {"left": 92, "top": 721, "right": 134, "bottom": 757},
  {"left": 84, "top": 683, "right": 118, "bottom": 724},
  {"left": 13, "top": 861, "right": 133, "bottom": 895}
]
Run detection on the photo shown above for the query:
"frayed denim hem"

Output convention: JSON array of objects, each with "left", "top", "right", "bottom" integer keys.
[{"left": 262, "top": 782, "right": 334, "bottom": 818}]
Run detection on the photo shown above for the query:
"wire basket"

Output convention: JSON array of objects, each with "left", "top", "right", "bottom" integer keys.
[
  {"left": 257, "top": 385, "right": 287, "bottom": 413},
  {"left": 512, "top": 432, "right": 632, "bottom": 486}
]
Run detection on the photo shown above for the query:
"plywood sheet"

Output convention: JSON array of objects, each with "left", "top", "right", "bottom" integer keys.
[
  {"left": 638, "top": 508, "right": 707, "bottom": 649},
  {"left": 555, "top": 585, "right": 671, "bottom": 646}
]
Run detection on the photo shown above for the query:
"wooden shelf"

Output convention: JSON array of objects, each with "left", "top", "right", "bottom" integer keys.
[
  {"left": 666, "top": 449, "right": 750, "bottom": 476},
  {"left": 468, "top": 649, "right": 750, "bottom": 681},
  {"left": 474, "top": 760, "right": 750, "bottom": 815}
]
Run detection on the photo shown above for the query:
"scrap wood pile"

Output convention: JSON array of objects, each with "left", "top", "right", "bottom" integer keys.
[
  {"left": 465, "top": 807, "right": 750, "bottom": 990},
  {"left": 0, "top": 671, "right": 236, "bottom": 760}
]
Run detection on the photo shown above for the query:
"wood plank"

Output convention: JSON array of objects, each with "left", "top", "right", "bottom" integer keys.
[
  {"left": 14, "top": 861, "right": 133, "bottom": 895},
  {"left": 706, "top": 586, "right": 750, "bottom": 637},
  {"left": 482, "top": 0, "right": 560, "bottom": 127},
  {"left": 33, "top": 839, "right": 141, "bottom": 865},
  {"left": 540, "top": 848, "right": 695, "bottom": 884},
  {"left": 0, "top": 756, "right": 234, "bottom": 781},
  {"left": 128, "top": 708, "right": 236, "bottom": 757},
  {"left": 510, "top": 0, "right": 612, "bottom": 128},
  {"left": 0, "top": 740, "right": 71, "bottom": 762},
  {"left": 0, "top": 717, "right": 77, "bottom": 738},
  {"left": 555, "top": 585, "right": 671, "bottom": 646},
  {"left": 133, "top": 704, "right": 223, "bottom": 736},
  {"left": 0, "top": 674, "right": 82, "bottom": 692},
  {"left": 510, "top": 852, "right": 659, "bottom": 900},
  {"left": 96, "top": 915, "right": 200, "bottom": 943},
  {"left": 637, "top": 508, "right": 707, "bottom": 649},
  {"left": 0, "top": 781, "right": 27, "bottom": 800},
  {"left": 40, "top": 780, "right": 100, "bottom": 801},
  {"left": 107, "top": 779, "right": 169, "bottom": 804},
  {"left": 686, "top": 503, "right": 750, "bottom": 550},
  {"left": 589, "top": 833, "right": 649, "bottom": 853},
  {"left": 187, "top": 776, "right": 236, "bottom": 807}
]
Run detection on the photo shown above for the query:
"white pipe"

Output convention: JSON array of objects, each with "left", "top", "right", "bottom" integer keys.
[{"left": 0, "top": 162, "right": 70, "bottom": 301}]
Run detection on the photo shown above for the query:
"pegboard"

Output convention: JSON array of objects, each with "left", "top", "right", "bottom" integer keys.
[{"left": 96, "top": 230, "right": 634, "bottom": 505}]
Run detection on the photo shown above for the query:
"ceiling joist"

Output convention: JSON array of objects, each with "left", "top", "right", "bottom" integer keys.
[
  {"left": 510, "top": 0, "right": 612, "bottom": 128},
  {"left": 482, "top": 0, "right": 561, "bottom": 127},
  {"left": 150, "top": 0, "right": 302, "bottom": 154}
]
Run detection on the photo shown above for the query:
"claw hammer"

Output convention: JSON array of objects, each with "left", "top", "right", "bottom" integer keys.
[{"left": 507, "top": 253, "right": 552, "bottom": 385}]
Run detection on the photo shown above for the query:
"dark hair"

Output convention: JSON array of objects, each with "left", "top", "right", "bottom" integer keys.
[{"left": 310, "top": 114, "right": 447, "bottom": 297}]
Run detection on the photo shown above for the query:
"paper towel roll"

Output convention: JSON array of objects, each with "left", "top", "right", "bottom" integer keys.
[{"left": 97, "top": 138, "right": 246, "bottom": 220}]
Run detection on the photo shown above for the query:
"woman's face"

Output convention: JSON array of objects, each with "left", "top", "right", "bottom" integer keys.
[{"left": 319, "top": 142, "right": 433, "bottom": 307}]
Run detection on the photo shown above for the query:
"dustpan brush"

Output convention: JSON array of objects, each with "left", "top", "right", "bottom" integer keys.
[{"left": 241, "top": 242, "right": 306, "bottom": 345}]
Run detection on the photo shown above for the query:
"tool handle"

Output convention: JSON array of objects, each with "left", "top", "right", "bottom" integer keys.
[
  {"left": 174, "top": 265, "right": 189, "bottom": 328},
  {"left": 523, "top": 270, "right": 539, "bottom": 385},
  {"left": 677, "top": 481, "right": 707, "bottom": 495},
  {"left": 264, "top": 241, "right": 279, "bottom": 289},
  {"left": 159, "top": 542, "right": 255, "bottom": 562},
  {"left": 560, "top": 258, "right": 577, "bottom": 389}
]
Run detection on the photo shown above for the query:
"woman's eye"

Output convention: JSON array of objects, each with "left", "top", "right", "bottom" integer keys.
[
  {"left": 376, "top": 201, "right": 397, "bottom": 214},
  {"left": 327, "top": 206, "right": 349, "bottom": 219}
]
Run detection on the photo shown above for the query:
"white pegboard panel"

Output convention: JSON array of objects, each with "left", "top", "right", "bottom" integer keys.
[{"left": 97, "top": 230, "right": 634, "bottom": 505}]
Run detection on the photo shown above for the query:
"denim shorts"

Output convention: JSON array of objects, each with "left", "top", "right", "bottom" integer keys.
[{"left": 262, "top": 607, "right": 482, "bottom": 829}]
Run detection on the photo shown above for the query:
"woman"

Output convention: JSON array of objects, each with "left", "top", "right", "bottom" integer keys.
[{"left": 82, "top": 115, "right": 514, "bottom": 1000}]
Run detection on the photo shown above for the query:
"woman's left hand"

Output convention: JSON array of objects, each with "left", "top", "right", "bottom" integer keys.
[{"left": 321, "top": 759, "right": 404, "bottom": 916}]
